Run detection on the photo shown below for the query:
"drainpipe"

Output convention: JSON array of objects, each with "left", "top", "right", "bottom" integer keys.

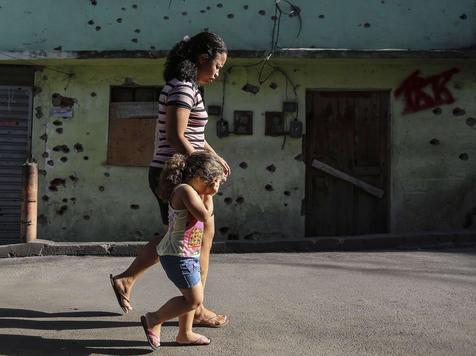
[{"left": 20, "top": 161, "right": 38, "bottom": 242}]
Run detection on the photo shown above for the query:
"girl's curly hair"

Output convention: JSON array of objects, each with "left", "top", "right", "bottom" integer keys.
[
  {"left": 158, "top": 151, "right": 224, "bottom": 201},
  {"left": 163, "top": 32, "right": 227, "bottom": 83}
]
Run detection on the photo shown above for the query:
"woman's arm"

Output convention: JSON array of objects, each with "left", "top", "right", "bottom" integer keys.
[
  {"left": 166, "top": 106, "right": 196, "bottom": 155},
  {"left": 204, "top": 140, "right": 231, "bottom": 177}
]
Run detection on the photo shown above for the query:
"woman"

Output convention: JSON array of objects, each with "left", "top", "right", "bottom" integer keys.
[{"left": 110, "top": 32, "right": 230, "bottom": 328}]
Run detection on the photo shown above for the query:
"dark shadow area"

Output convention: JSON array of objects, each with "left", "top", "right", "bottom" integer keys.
[
  {"left": 0, "top": 309, "right": 121, "bottom": 318},
  {"left": 0, "top": 318, "right": 140, "bottom": 330},
  {"left": 0, "top": 334, "right": 151, "bottom": 356}
]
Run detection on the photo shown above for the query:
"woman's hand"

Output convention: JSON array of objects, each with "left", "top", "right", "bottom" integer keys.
[{"left": 216, "top": 155, "right": 231, "bottom": 180}]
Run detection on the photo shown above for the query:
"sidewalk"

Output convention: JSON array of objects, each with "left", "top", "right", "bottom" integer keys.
[
  {"left": 0, "top": 231, "right": 475, "bottom": 258},
  {"left": 1, "top": 249, "right": 475, "bottom": 355}
]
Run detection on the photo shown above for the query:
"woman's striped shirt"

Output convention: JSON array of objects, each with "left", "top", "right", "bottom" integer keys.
[{"left": 151, "top": 78, "right": 208, "bottom": 168}]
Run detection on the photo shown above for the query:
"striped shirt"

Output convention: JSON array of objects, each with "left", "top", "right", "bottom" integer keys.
[{"left": 151, "top": 78, "right": 208, "bottom": 168}]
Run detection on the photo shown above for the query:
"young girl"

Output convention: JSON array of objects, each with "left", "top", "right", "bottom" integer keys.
[{"left": 140, "top": 151, "right": 224, "bottom": 349}]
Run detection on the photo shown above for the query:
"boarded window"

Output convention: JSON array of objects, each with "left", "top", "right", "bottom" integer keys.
[{"left": 107, "top": 86, "right": 161, "bottom": 166}]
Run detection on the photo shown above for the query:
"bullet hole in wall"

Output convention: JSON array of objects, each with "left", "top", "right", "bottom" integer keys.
[
  {"left": 244, "top": 5, "right": 249, "bottom": 10},
  {"left": 200, "top": 10, "right": 206, "bottom": 13},
  {"left": 259, "top": 10, "right": 266, "bottom": 15},
  {"left": 284, "top": 191, "right": 291, "bottom": 196},
  {"left": 40, "top": 134, "right": 48, "bottom": 142},
  {"left": 228, "top": 234, "right": 239, "bottom": 240},
  {"left": 39, "top": 169, "right": 47, "bottom": 176},
  {"left": 217, "top": 3, "right": 223, "bottom": 8},
  {"left": 269, "top": 82, "right": 278, "bottom": 90},
  {"left": 47, "top": 160, "right": 54, "bottom": 166},
  {"left": 104, "top": 172, "right": 110, "bottom": 177},
  {"left": 38, "top": 214, "right": 48, "bottom": 225},
  {"left": 284, "top": 203, "right": 288, "bottom": 207},
  {"left": 266, "top": 164, "right": 276, "bottom": 172},
  {"left": 60, "top": 157, "right": 68, "bottom": 163},
  {"left": 84, "top": 156, "right": 89, "bottom": 160},
  {"left": 132, "top": 4, "right": 138, "bottom": 9},
  {"left": 294, "top": 153, "right": 303, "bottom": 161},
  {"left": 88, "top": 20, "right": 94, "bottom": 25},
  {"left": 53, "top": 145, "right": 70, "bottom": 153},
  {"left": 134, "top": 29, "right": 141, "bottom": 33},
  {"left": 70, "top": 197, "right": 76, "bottom": 202},
  {"left": 206, "top": 6, "right": 211, "bottom": 10},
  {"left": 453, "top": 108, "right": 465, "bottom": 116},
  {"left": 432, "top": 107, "right": 442, "bottom": 115},
  {"left": 56, "top": 128, "right": 63, "bottom": 134},
  {"left": 35, "top": 106, "right": 43, "bottom": 119},
  {"left": 90, "top": 0, "right": 97, "bottom": 5},
  {"left": 265, "top": 184, "right": 274, "bottom": 191},
  {"left": 99, "top": 186, "right": 105, "bottom": 192},
  {"left": 219, "top": 227, "right": 229, "bottom": 234},
  {"left": 203, "top": 27, "right": 209, "bottom": 32},
  {"left": 460, "top": 14, "right": 467, "bottom": 20},
  {"left": 466, "top": 117, "right": 476, "bottom": 127},
  {"left": 62, "top": 198, "right": 68, "bottom": 203},
  {"left": 236, "top": 196, "right": 244, "bottom": 204},
  {"left": 224, "top": 197, "right": 233, "bottom": 204},
  {"left": 121, "top": 7, "right": 126, "bottom": 11},
  {"left": 131, "top": 38, "right": 138, "bottom": 43},
  {"left": 95, "top": 26, "right": 101, "bottom": 31},
  {"left": 228, "top": 13, "right": 234, "bottom": 18},
  {"left": 42, "top": 195, "right": 49, "bottom": 201},
  {"left": 73, "top": 143, "right": 84, "bottom": 152},
  {"left": 459, "top": 153, "right": 469, "bottom": 161},
  {"left": 130, "top": 204, "right": 140, "bottom": 209},
  {"left": 116, "top": 18, "right": 122, "bottom": 23},
  {"left": 83, "top": 215, "right": 90, "bottom": 220},
  {"left": 364, "top": 23, "right": 371, "bottom": 28},
  {"left": 54, "top": 46, "right": 62, "bottom": 51},
  {"left": 239, "top": 162, "right": 248, "bottom": 169},
  {"left": 318, "top": 14, "right": 325, "bottom": 19},
  {"left": 49, "top": 178, "right": 66, "bottom": 191},
  {"left": 181, "top": 11, "right": 187, "bottom": 16},
  {"left": 430, "top": 138, "right": 440, "bottom": 145},
  {"left": 90, "top": 92, "right": 97, "bottom": 97},
  {"left": 69, "top": 175, "right": 78, "bottom": 183},
  {"left": 53, "top": 120, "right": 62, "bottom": 126},
  {"left": 42, "top": 152, "right": 49, "bottom": 158},
  {"left": 163, "top": 16, "right": 169, "bottom": 20},
  {"left": 150, "top": 46, "right": 156, "bottom": 50}
]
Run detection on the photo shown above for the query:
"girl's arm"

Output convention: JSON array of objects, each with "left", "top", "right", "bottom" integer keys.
[
  {"left": 166, "top": 106, "right": 196, "bottom": 155},
  {"left": 178, "top": 186, "right": 214, "bottom": 222}
]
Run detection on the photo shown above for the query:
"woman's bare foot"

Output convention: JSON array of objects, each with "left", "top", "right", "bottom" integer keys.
[
  {"left": 110, "top": 275, "right": 133, "bottom": 313},
  {"left": 176, "top": 331, "right": 211, "bottom": 345},
  {"left": 193, "top": 306, "right": 229, "bottom": 327}
]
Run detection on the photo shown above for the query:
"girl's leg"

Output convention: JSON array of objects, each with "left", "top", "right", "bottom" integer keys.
[{"left": 146, "top": 283, "right": 205, "bottom": 338}]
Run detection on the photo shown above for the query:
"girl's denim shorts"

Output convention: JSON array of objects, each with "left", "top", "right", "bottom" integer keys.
[{"left": 160, "top": 255, "right": 201, "bottom": 289}]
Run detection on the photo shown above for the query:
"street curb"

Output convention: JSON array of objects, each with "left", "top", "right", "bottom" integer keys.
[{"left": 1, "top": 232, "right": 475, "bottom": 258}]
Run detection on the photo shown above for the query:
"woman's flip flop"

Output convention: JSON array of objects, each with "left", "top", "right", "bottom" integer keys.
[
  {"left": 140, "top": 314, "right": 160, "bottom": 350},
  {"left": 176, "top": 335, "right": 211, "bottom": 346},
  {"left": 193, "top": 314, "right": 229, "bottom": 328},
  {"left": 109, "top": 274, "right": 132, "bottom": 314}
]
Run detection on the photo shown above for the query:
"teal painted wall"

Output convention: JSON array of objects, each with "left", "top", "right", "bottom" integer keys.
[
  {"left": 0, "top": 0, "right": 473, "bottom": 52},
  {"left": 29, "top": 58, "right": 476, "bottom": 241}
]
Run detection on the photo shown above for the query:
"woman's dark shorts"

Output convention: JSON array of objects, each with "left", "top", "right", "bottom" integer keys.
[
  {"left": 148, "top": 166, "right": 169, "bottom": 225},
  {"left": 160, "top": 255, "right": 201, "bottom": 289}
]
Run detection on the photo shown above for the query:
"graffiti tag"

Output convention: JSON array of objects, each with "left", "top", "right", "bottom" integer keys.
[{"left": 394, "top": 68, "right": 460, "bottom": 114}]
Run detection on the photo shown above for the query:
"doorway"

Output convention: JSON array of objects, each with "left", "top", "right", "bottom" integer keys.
[{"left": 305, "top": 90, "right": 390, "bottom": 236}]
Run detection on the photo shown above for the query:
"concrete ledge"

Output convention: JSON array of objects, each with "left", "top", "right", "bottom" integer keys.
[{"left": 1, "top": 232, "right": 475, "bottom": 258}]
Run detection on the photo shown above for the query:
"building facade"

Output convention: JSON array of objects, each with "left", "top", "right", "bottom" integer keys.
[{"left": 0, "top": 0, "right": 475, "bottom": 243}]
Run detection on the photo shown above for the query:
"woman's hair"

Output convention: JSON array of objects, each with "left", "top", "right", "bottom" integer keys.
[
  {"left": 163, "top": 32, "right": 227, "bottom": 82},
  {"left": 158, "top": 151, "right": 224, "bottom": 201}
]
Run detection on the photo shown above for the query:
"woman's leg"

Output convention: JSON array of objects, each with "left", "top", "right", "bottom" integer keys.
[{"left": 192, "top": 215, "right": 228, "bottom": 326}]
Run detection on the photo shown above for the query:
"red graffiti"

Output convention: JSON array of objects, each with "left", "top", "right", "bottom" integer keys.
[{"left": 394, "top": 68, "right": 460, "bottom": 114}]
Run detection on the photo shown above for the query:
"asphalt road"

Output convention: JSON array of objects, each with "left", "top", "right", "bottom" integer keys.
[{"left": 0, "top": 249, "right": 475, "bottom": 355}]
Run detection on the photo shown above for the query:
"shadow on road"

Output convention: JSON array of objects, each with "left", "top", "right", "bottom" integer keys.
[{"left": 0, "top": 334, "right": 152, "bottom": 355}]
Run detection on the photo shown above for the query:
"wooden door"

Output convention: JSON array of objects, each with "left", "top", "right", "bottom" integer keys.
[{"left": 305, "top": 91, "right": 390, "bottom": 236}]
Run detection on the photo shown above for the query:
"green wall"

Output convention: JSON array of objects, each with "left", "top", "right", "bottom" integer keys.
[
  {"left": 0, "top": 0, "right": 474, "bottom": 52},
  {"left": 30, "top": 58, "right": 476, "bottom": 241}
]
